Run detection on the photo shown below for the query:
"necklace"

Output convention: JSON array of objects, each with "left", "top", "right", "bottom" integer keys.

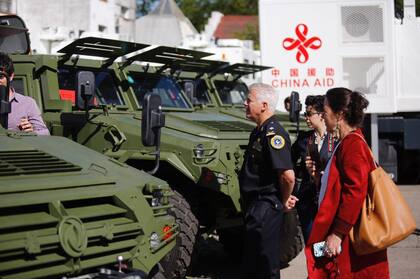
[{"left": 314, "top": 131, "right": 326, "bottom": 145}]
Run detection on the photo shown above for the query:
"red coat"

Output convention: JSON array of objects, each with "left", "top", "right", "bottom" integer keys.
[{"left": 305, "top": 130, "right": 389, "bottom": 278}]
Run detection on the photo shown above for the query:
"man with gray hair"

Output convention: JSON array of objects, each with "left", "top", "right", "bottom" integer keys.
[{"left": 240, "top": 83, "right": 297, "bottom": 279}]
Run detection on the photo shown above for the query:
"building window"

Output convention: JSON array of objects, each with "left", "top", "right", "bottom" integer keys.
[
  {"left": 98, "top": 25, "right": 107, "bottom": 32},
  {"left": 121, "top": 6, "right": 129, "bottom": 18},
  {"left": 0, "top": 0, "right": 12, "bottom": 13}
]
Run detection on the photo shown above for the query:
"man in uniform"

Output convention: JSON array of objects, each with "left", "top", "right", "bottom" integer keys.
[{"left": 240, "top": 83, "right": 297, "bottom": 279}]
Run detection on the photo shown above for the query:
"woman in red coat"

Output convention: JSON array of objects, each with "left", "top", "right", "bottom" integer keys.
[{"left": 305, "top": 87, "right": 389, "bottom": 278}]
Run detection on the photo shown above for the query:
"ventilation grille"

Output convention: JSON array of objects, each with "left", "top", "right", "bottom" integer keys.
[
  {"left": 197, "top": 121, "right": 255, "bottom": 132},
  {"left": 0, "top": 150, "right": 82, "bottom": 176},
  {"left": 342, "top": 57, "right": 385, "bottom": 95},
  {"left": 341, "top": 5, "right": 384, "bottom": 43},
  {"left": 0, "top": 196, "right": 144, "bottom": 278}
]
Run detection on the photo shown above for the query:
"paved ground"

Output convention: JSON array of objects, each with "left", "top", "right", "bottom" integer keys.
[{"left": 189, "top": 185, "right": 420, "bottom": 279}]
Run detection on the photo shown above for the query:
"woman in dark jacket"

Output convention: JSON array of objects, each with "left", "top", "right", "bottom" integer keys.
[{"left": 292, "top": 95, "right": 336, "bottom": 243}]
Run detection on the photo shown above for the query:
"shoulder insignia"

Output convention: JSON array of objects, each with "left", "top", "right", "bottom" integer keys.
[
  {"left": 270, "top": 135, "right": 285, "bottom": 149},
  {"left": 266, "top": 131, "right": 276, "bottom": 136}
]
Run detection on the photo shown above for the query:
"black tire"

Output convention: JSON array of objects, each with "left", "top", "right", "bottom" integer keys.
[
  {"left": 159, "top": 190, "right": 198, "bottom": 279},
  {"left": 148, "top": 263, "right": 165, "bottom": 279}
]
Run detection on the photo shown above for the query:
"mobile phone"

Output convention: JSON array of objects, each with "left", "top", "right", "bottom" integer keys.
[
  {"left": 313, "top": 241, "right": 342, "bottom": 257},
  {"left": 313, "top": 241, "right": 326, "bottom": 257}
]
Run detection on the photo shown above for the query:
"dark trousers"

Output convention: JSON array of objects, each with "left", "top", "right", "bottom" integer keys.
[
  {"left": 296, "top": 201, "right": 316, "bottom": 243},
  {"left": 242, "top": 196, "right": 283, "bottom": 279},
  {"left": 296, "top": 186, "right": 317, "bottom": 243}
]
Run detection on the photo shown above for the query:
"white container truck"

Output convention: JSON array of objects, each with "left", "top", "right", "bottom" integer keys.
[{"left": 260, "top": 0, "right": 420, "bottom": 183}]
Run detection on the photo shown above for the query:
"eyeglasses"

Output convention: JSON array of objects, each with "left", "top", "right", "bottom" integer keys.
[{"left": 304, "top": 111, "right": 322, "bottom": 117}]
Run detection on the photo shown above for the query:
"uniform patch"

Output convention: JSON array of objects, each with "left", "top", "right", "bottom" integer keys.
[
  {"left": 266, "top": 131, "right": 276, "bottom": 136},
  {"left": 270, "top": 135, "right": 285, "bottom": 149}
]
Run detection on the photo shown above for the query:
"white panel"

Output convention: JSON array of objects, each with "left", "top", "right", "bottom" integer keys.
[
  {"left": 260, "top": 0, "right": 396, "bottom": 113},
  {"left": 342, "top": 56, "right": 385, "bottom": 95},
  {"left": 341, "top": 5, "right": 384, "bottom": 43},
  {"left": 395, "top": 2, "right": 420, "bottom": 112},
  {"left": 260, "top": 0, "right": 340, "bottom": 111},
  {"left": 338, "top": 1, "right": 395, "bottom": 113}
]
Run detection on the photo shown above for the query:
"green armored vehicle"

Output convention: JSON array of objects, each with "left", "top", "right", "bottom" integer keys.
[
  {"left": 0, "top": 128, "right": 177, "bottom": 279},
  {"left": 0, "top": 15, "right": 179, "bottom": 279},
  {"left": 11, "top": 37, "right": 269, "bottom": 270},
  {"left": 11, "top": 40, "right": 199, "bottom": 278},
  {"left": 173, "top": 59, "right": 302, "bottom": 137}
]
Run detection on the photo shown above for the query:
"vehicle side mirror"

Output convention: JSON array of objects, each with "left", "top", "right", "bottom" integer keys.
[
  {"left": 184, "top": 81, "right": 195, "bottom": 104},
  {"left": 289, "top": 91, "right": 302, "bottom": 123},
  {"left": 76, "top": 71, "right": 95, "bottom": 111},
  {"left": 142, "top": 93, "right": 165, "bottom": 146}
]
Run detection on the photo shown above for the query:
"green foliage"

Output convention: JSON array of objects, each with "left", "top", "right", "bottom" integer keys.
[
  {"left": 235, "top": 23, "right": 260, "bottom": 50},
  {"left": 136, "top": 0, "right": 260, "bottom": 49},
  {"left": 177, "top": 0, "right": 258, "bottom": 31},
  {"left": 136, "top": 0, "right": 258, "bottom": 31},
  {"left": 176, "top": 0, "right": 213, "bottom": 31},
  {"left": 136, "top": 0, "right": 157, "bottom": 17}
]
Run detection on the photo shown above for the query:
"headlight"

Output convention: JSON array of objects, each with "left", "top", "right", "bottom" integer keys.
[
  {"left": 150, "top": 190, "right": 164, "bottom": 207},
  {"left": 214, "top": 172, "right": 227, "bottom": 184},
  {"left": 193, "top": 144, "right": 217, "bottom": 164},
  {"left": 200, "top": 168, "right": 229, "bottom": 186},
  {"left": 150, "top": 232, "right": 160, "bottom": 249},
  {"left": 194, "top": 144, "right": 205, "bottom": 159}
]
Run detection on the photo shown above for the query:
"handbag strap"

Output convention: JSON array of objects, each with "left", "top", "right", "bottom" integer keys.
[
  {"left": 345, "top": 132, "right": 377, "bottom": 213},
  {"left": 345, "top": 132, "right": 378, "bottom": 168}
]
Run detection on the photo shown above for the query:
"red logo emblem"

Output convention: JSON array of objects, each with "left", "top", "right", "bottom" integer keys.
[{"left": 283, "top": 24, "right": 322, "bottom": 64}]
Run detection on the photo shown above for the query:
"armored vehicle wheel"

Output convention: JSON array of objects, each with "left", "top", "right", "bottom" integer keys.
[
  {"left": 149, "top": 264, "right": 165, "bottom": 279},
  {"left": 160, "top": 190, "right": 198, "bottom": 279},
  {"left": 150, "top": 272, "right": 165, "bottom": 279}
]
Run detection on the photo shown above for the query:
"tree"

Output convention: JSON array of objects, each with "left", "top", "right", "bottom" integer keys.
[
  {"left": 136, "top": 0, "right": 258, "bottom": 31},
  {"left": 235, "top": 23, "right": 260, "bottom": 50},
  {"left": 136, "top": 0, "right": 159, "bottom": 17},
  {"left": 136, "top": 0, "right": 260, "bottom": 47},
  {"left": 177, "top": 0, "right": 258, "bottom": 31}
]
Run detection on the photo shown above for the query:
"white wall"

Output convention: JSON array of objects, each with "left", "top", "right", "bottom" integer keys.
[
  {"left": 115, "top": 0, "right": 136, "bottom": 41},
  {"left": 17, "top": 0, "right": 90, "bottom": 53},
  {"left": 90, "top": 0, "right": 115, "bottom": 36},
  {"left": 14, "top": 0, "right": 135, "bottom": 54}
]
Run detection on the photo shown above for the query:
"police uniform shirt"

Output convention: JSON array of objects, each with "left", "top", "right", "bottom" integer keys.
[{"left": 240, "top": 115, "right": 293, "bottom": 194}]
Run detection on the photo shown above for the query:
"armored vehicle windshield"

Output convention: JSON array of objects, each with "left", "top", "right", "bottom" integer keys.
[
  {"left": 58, "top": 67, "right": 126, "bottom": 107},
  {"left": 128, "top": 73, "right": 191, "bottom": 109},
  {"left": 212, "top": 79, "right": 249, "bottom": 106}
]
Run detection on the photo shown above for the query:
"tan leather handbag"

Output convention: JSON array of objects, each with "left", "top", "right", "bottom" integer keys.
[{"left": 349, "top": 134, "right": 416, "bottom": 255}]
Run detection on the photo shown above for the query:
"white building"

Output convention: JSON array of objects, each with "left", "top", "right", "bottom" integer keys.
[
  {"left": 5, "top": 0, "right": 136, "bottom": 54},
  {"left": 135, "top": 0, "right": 198, "bottom": 46}
]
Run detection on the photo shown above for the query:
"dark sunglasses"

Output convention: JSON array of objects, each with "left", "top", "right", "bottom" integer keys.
[{"left": 304, "top": 111, "right": 322, "bottom": 117}]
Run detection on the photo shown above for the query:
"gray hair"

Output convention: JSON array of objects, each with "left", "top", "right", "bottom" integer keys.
[{"left": 248, "top": 83, "right": 278, "bottom": 113}]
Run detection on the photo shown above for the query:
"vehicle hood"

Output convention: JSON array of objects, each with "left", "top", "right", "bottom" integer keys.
[{"left": 163, "top": 111, "right": 254, "bottom": 140}]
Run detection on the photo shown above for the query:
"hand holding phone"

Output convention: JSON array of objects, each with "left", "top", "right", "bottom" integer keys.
[
  {"left": 313, "top": 241, "right": 327, "bottom": 257},
  {"left": 313, "top": 241, "right": 341, "bottom": 257}
]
